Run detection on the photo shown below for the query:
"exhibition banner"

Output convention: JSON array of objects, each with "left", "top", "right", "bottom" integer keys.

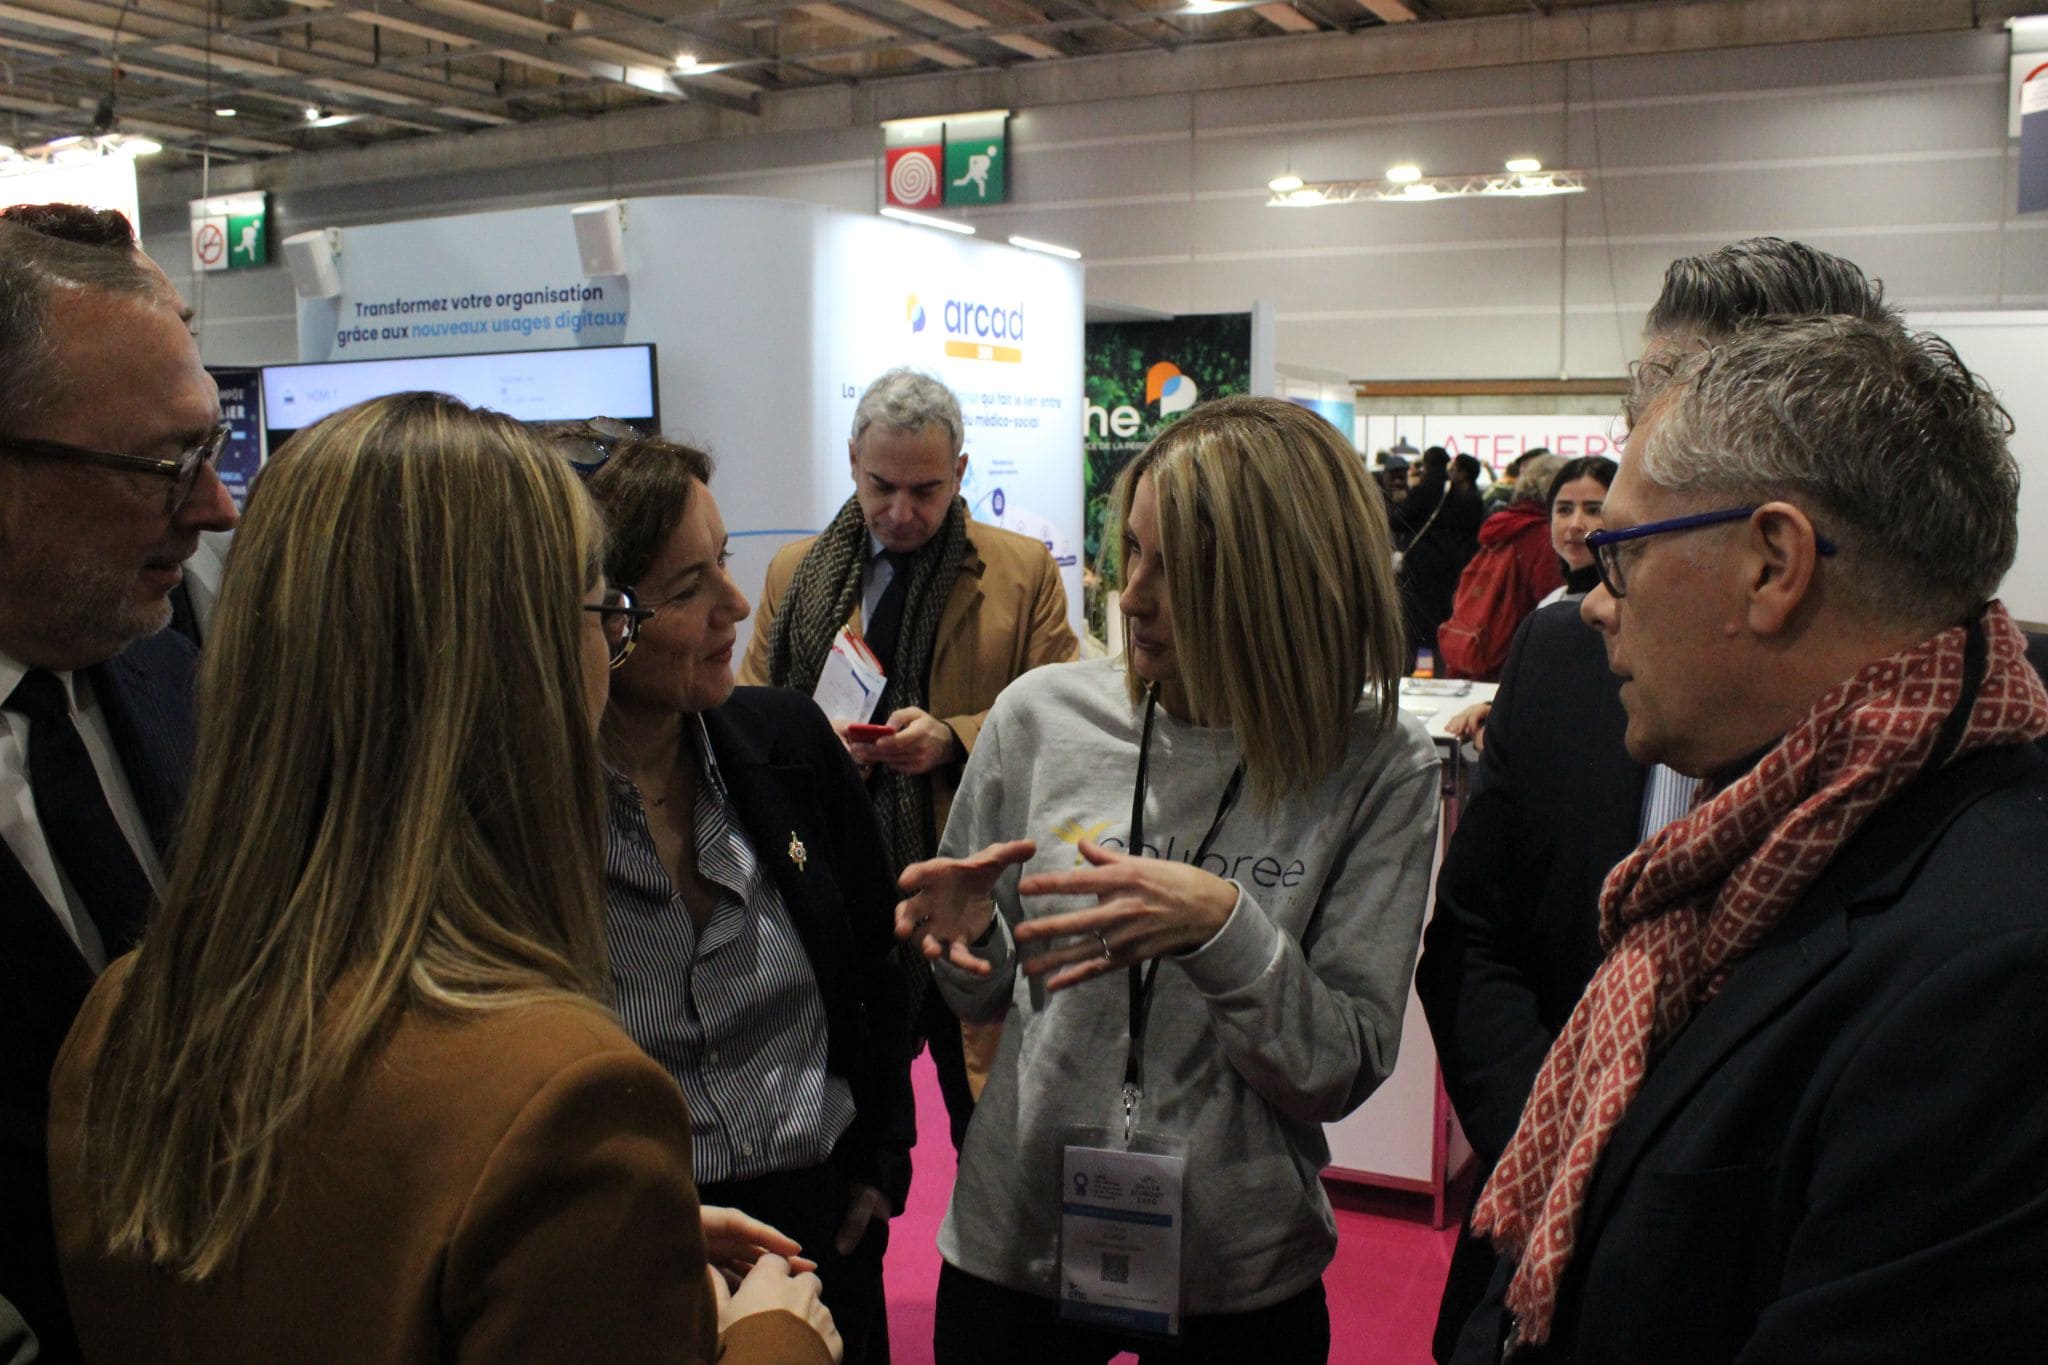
[
  {"left": 819, "top": 212, "right": 1084, "bottom": 637},
  {"left": 1082, "top": 312, "right": 1254, "bottom": 577}
]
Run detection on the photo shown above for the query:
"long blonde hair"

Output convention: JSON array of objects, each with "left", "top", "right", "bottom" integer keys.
[
  {"left": 78, "top": 392, "right": 611, "bottom": 1279},
  {"left": 1112, "top": 396, "right": 1405, "bottom": 805}
]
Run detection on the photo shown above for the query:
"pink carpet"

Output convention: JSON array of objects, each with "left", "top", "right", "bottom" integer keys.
[{"left": 883, "top": 1054, "right": 1461, "bottom": 1363}]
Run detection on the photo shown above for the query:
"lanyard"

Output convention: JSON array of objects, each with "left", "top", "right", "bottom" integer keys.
[{"left": 1121, "top": 687, "right": 1245, "bottom": 1128}]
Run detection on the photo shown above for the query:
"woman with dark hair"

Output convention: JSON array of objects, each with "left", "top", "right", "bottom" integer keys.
[
  {"left": 577, "top": 430, "right": 912, "bottom": 1365},
  {"left": 1534, "top": 456, "right": 1618, "bottom": 606},
  {"left": 47, "top": 393, "right": 837, "bottom": 1363}
]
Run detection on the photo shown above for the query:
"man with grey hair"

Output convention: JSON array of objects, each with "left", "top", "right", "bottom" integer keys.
[
  {"left": 739, "top": 366, "right": 1073, "bottom": 1351},
  {"left": 1466, "top": 315, "right": 2048, "bottom": 1360},
  {"left": 0, "top": 214, "right": 238, "bottom": 1363},
  {"left": 1420, "top": 236, "right": 1910, "bottom": 1363}
]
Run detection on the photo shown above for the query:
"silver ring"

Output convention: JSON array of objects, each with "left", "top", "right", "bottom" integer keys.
[{"left": 1096, "top": 931, "right": 1113, "bottom": 962}]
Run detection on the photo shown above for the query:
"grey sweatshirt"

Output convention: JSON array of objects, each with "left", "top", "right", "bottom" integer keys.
[{"left": 935, "top": 656, "right": 1441, "bottom": 1313}]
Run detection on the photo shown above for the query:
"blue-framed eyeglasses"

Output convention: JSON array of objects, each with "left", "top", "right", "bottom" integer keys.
[{"left": 1584, "top": 506, "right": 1837, "bottom": 598}]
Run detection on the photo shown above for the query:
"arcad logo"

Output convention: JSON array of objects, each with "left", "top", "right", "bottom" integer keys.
[
  {"left": 1084, "top": 358, "right": 1201, "bottom": 438},
  {"left": 934, "top": 294, "right": 1026, "bottom": 363},
  {"left": 907, "top": 294, "right": 927, "bottom": 332}
]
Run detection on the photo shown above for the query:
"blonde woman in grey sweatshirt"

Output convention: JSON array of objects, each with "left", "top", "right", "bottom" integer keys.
[{"left": 898, "top": 397, "right": 1441, "bottom": 1364}]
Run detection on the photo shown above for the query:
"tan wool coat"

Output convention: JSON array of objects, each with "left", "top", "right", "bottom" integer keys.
[{"left": 48, "top": 956, "right": 829, "bottom": 1365}]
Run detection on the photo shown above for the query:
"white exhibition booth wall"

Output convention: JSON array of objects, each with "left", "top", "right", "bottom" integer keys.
[
  {"left": 293, "top": 195, "right": 1086, "bottom": 647},
  {"left": 1910, "top": 312, "right": 2048, "bottom": 628}
]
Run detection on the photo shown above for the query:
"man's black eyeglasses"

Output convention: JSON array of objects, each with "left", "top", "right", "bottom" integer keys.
[
  {"left": 0, "top": 423, "right": 231, "bottom": 515},
  {"left": 584, "top": 585, "right": 656, "bottom": 669},
  {"left": 1584, "top": 505, "right": 1838, "bottom": 599}
]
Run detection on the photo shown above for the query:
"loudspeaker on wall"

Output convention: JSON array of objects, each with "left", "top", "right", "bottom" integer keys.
[
  {"left": 570, "top": 200, "right": 627, "bottom": 278},
  {"left": 281, "top": 227, "right": 342, "bottom": 300}
]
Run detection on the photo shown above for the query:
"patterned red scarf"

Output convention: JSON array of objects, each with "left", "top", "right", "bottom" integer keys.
[{"left": 1472, "top": 600, "right": 2048, "bottom": 1347}]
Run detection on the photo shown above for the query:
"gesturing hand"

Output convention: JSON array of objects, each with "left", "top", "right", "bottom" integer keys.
[
  {"left": 1012, "top": 840, "right": 1240, "bottom": 992},
  {"left": 895, "top": 839, "right": 1037, "bottom": 976}
]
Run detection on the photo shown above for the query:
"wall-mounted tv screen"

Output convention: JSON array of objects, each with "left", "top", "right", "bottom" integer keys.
[{"left": 259, "top": 343, "right": 658, "bottom": 452}]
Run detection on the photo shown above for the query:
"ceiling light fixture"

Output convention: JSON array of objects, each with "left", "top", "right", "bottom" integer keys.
[
  {"left": 215, "top": 107, "right": 238, "bottom": 118},
  {"left": 674, "top": 52, "right": 698, "bottom": 71},
  {"left": 1385, "top": 163, "right": 1422, "bottom": 183},
  {"left": 1182, "top": 0, "right": 1240, "bottom": 11},
  {"left": 1504, "top": 156, "right": 1542, "bottom": 174},
  {"left": 1267, "top": 167, "right": 1590, "bottom": 207},
  {"left": 304, "top": 106, "right": 323, "bottom": 122},
  {"left": 1007, "top": 234, "right": 1081, "bottom": 259},
  {"left": 1268, "top": 173, "right": 1304, "bottom": 194},
  {"left": 880, "top": 206, "right": 976, "bottom": 235}
]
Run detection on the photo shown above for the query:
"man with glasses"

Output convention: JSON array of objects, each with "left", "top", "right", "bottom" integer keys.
[
  {"left": 0, "top": 215, "right": 238, "bottom": 1363},
  {"left": 1463, "top": 315, "right": 2048, "bottom": 1360},
  {"left": 1419, "top": 238, "right": 1907, "bottom": 1364}
]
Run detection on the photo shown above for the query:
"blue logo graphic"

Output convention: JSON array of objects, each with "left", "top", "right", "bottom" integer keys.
[{"left": 907, "top": 294, "right": 927, "bottom": 332}]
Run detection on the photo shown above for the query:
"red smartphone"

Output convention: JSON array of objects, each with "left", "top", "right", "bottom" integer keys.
[{"left": 847, "top": 723, "right": 897, "bottom": 742}]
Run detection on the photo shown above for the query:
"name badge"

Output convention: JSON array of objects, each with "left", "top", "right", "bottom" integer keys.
[{"left": 1057, "top": 1141, "right": 1185, "bottom": 1337}]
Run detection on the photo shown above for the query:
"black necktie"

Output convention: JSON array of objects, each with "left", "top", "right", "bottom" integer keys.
[
  {"left": 6, "top": 670, "right": 155, "bottom": 958},
  {"left": 865, "top": 550, "right": 915, "bottom": 680}
]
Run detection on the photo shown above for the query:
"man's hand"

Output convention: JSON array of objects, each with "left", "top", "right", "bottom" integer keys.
[
  {"left": 896, "top": 839, "right": 1037, "bottom": 975},
  {"left": 832, "top": 1183, "right": 892, "bottom": 1256},
  {"left": 826, "top": 715, "right": 877, "bottom": 779},
  {"left": 850, "top": 707, "right": 959, "bottom": 776},
  {"left": 1012, "top": 840, "right": 1241, "bottom": 992}
]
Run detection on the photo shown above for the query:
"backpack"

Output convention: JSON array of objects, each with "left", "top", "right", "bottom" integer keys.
[{"left": 1435, "top": 540, "right": 1532, "bottom": 680}]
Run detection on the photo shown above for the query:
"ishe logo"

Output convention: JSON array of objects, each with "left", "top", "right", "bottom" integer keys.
[{"left": 1085, "top": 359, "right": 1201, "bottom": 438}]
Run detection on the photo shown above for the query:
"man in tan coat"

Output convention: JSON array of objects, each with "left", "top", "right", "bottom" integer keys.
[{"left": 740, "top": 368, "right": 1076, "bottom": 1149}]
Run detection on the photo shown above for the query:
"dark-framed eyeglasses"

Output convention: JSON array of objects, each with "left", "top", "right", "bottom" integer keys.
[
  {"left": 1584, "top": 505, "right": 1837, "bottom": 599},
  {"left": 0, "top": 422, "right": 231, "bottom": 515},
  {"left": 542, "top": 416, "right": 643, "bottom": 474},
  {"left": 584, "top": 585, "right": 657, "bottom": 669}
]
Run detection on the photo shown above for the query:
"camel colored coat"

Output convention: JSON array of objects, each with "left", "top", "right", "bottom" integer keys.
[{"left": 47, "top": 956, "right": 827, "bottom": 1365}]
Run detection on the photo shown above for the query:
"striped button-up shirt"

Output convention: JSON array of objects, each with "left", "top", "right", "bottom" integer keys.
[{"left": 603, "top": 730, "right": 854, "bottom": 1184}]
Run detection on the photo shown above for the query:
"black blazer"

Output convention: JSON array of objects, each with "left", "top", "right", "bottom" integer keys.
[
  {"left": 1415, "top": 602, "right": 1646, "bottom": 1363},
  {"left": 0, "top": 629, "right": 198, "bottom": 1365},
  {"left": 699, "top": 688, "right": 916, "bottom": 1209},
  {"left": 1525, "top": 742, "right": 2048, "bottom": 1362}
]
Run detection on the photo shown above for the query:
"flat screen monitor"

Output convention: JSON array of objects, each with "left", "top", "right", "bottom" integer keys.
[{"left": 259, "top": 343, "right": 658, "bottom": 451}]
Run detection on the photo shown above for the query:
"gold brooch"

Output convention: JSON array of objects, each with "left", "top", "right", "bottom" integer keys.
[{"left": 788, "top": 832, "right": 808, "bottom": 871}]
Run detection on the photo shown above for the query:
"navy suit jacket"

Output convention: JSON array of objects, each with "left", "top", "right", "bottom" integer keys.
[
  {"left": 1529, "top": 742, "right": 2048, "bottom": 1362},
  {"left": 699, "top": 687, "right": 916, "bottom": 1209},
  {"left": 0, "top": 628, "right": 198, "bottom": 1365}
]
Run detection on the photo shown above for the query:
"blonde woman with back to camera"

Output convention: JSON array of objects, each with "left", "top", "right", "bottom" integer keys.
[
  {"left": 899, "top": 396, "right": 1442, "bottom": 1363},
  {"left": 43, "top": 393, "right": 840, "bottom": 1364}
]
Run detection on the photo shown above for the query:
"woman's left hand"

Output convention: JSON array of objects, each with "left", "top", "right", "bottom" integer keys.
[
  {"left": 1012, "top": 840, "right": 1239, "bottom": 992},
  {"left": 701, "top": 1204, "right": 814, "bottom": 1286}
]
